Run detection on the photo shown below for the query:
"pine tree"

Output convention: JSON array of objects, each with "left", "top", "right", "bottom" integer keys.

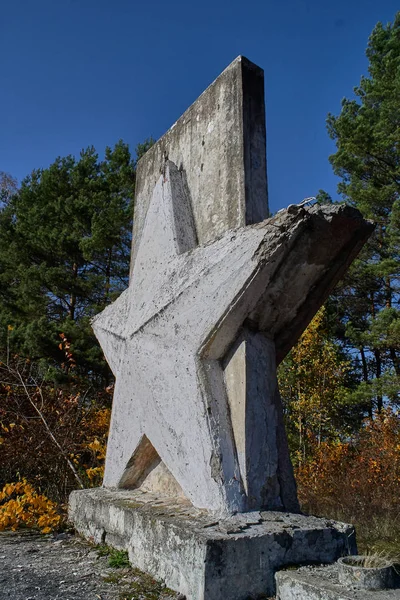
[
  {"left": 327, "top": 14, "right": 400, "bottom": 413},
  {"left": 0, "top": 142, "right": 135, "bottom": 383}
]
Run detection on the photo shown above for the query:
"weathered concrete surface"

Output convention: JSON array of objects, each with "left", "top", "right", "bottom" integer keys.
[
  {"left": 337, "top": 555, "right": 396, "bottom": 590},
  {"left": 0, "top": 530, "right": 178, "bottom": 600},
  {"left": 72, "top": 58, "right": 374, "bottom": 599},
  {"left": 276, "top": 563, "right": 400, "bottom": 600},
  {"left": 92, "top": 158, "right": 373, "bottom": 515},
  {"left": 70, "top": 488, "right": 357, "bottom": 600},
  {"left": 131, "top": 55, "right": 269, "bottom": 279}
]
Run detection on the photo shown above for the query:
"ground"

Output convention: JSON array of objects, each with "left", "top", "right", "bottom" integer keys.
[{"left": 0, "top": 531, "right": 180, "bottom": 600}]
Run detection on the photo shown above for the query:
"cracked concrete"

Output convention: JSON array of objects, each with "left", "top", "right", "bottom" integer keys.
[
  {"left": 93, "top": 161, "right": 373, "bottom": 516},
  {"left": 70, "top": 488, "right": 356, "bottom": 600}
]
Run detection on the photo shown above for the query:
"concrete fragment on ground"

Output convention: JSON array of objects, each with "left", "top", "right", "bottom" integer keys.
[{"left": 275, "top": 563, "right": 400, "bottom": 600}]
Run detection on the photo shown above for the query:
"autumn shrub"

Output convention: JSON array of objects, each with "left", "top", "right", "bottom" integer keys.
[
  {"left": 0, "top": 480, "right": 61, "bottom": 533},
  {"left": 278, "top": 307, "right": 356, "bottom": 465},
  {"left": 296, "top": 409, "right": 400, "bottom": 550},
  {"left": 0, "top": 354, "right": 111, "bottom": 516}
]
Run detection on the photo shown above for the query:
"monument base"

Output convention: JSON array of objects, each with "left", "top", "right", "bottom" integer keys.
[{"left": 69, "top": 488, "right": 356, "bottom": 600}]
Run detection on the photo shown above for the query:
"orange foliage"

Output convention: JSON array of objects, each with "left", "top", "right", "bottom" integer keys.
[
  {"left": 278, "top": 307, "right": 351, "bottom": 463},
  {"left": 0, "top": 356, "right": 111, "bottom": 519},
  {"left": 296, "top": 409, "right": 400, "bottom": 522},
  {"left": 0, "top": 480, "right": 61, "bottom": 533}
]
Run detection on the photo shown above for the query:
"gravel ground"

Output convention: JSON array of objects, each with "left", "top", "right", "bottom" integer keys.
[{"left": 0, "top": 531, "right": 179, "bottom": 600}]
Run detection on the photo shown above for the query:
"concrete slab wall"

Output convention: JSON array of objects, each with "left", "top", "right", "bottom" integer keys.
[{"left": 131, "top": 56, "right": 269, "bottom": 279}]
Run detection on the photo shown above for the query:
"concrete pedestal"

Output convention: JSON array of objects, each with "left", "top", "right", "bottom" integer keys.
[{"left": 69, "top": 488, "right": 356, "bottom": 600}]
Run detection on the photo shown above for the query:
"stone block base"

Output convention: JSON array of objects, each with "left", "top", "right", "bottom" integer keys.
[
  {"left": 276, "top": 564, "right": 400, "bottom": 599},
  {"left": 69, "top": 488, "right": 356, "bottom": 600}
]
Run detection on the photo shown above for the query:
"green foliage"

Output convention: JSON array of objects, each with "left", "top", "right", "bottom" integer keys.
[
  {"left": 122, "top": 567, "right": 176, "bottom": 600},
  {"left": 0, "top": 142, "right": 135, "bottom": 383},
  {"left": 315, "top": 189, "right": 334, "bottom": 205},
  {"left": 278, "top": 308, "right": 359, "bottom": 463},
  {"left": 327, "top": 14, "right": 400, "bottom": 218},
  {"left": 134, "top": 137, "right": 155, "bottom": 164},
  {"left": 327, "top": 13, "right": 400, "bottom": 413},
  {"left": 108, "top": 549, "right": 130, "bottom": 569},
  {"left": 96, "top": 544, "right": 177, "bottom": 598},
  {"left": 96, "top": 545, "right": 130, "bottom": 568}
]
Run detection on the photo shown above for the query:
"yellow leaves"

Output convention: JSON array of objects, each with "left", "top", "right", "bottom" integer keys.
[
  {"left": 78, "top": 408, "right": 110, "bottom": 485},
  {"left": 84, "top": 408, "right": 111, "bottom": 433},
  {"left": 87, "top": 437, "right": 107, "bottom": 465},
  {"left": 278, "top": 306, "right": 351, "bottom": 458},
  {"left": 7, "top": 325, "right": 13, "bottom": 331},
  {"left": 0, "top": 369, "right": 111, "bottom": 508},
  {"left": 88, "top": 438, "right": 102, "bottom": 451},
  {"left": 58, "top": 332, "right": 76, "bottom": 370},
  {"left": 0, "top": 479, "right": 61, "bottom": 534},
  {"left": 86, "top": 466, "right": 104, "bottom": 481}
]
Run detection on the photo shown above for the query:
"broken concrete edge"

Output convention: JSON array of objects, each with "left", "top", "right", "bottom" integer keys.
[
  {"left": 272, "top": 203, "right": 375, "bottom": 364},
  {"left": 275, "top": 562, "right": 400, "bottom": 600},
  {"left": 69, "top": 488, "right": 357, "bottom": 600}
]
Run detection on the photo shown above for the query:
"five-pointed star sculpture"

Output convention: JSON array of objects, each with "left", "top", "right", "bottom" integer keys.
[{"left": 93, "top": 160, "right": 372, "bottom": 515}]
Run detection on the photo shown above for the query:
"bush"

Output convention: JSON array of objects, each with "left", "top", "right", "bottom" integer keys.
[
  {"left": 296, "top": 409, "right": 400, "bottom": 552},
  {"left": 0, "top": 480, "right": 61, "bottom": 533},
  {"left": 0, "top": 354, "right": 111, "bottom": 512}
]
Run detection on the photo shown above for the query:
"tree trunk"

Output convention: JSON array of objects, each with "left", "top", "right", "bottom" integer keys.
[
  {"left": 390, "top": 347, "right": 400, "bottom": 376},
  {"left": 104, "top": 247, "right": 113, "bottom": 305},
  {"left": 385, "top": 276, "right": 392, "bottom": 309},
  {"left": 360, "top": 346, "right": 372, "bottom": 418},
  {"left": 69, "top": 262, "right": 78, "bottom": 320},
  {"left": 374, "top": 348, "right": 383, "bottom": 413}
]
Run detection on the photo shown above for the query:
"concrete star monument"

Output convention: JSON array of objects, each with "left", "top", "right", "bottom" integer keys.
[
  {"left": 70, "top": 57, "right": 373, "bottom": 600},
  {"left": 93, "top": 159, "right": 300, "bottom": 515}
]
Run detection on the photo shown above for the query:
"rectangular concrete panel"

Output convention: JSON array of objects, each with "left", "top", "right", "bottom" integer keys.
[
  {"left": 223, "top": 332, "right": 283, "bottom": 510},
  {"left": 131, "top": 56, "right": 269, "bottom": 278},
  {"left": 70, "top": 488, "right": 357, "bottom": 600}
]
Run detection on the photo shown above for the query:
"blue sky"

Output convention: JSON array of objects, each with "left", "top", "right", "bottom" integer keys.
[{"left": 1, "top": 0, "right": 399, "bottom": 214}]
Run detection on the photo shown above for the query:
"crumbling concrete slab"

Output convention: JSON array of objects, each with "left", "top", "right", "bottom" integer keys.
[
  {"left": 70, "top": 488, "right": 356, "bottom": 600},
  {"left": 276, "top": 563, "right": 400, "bottom": 600}
]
